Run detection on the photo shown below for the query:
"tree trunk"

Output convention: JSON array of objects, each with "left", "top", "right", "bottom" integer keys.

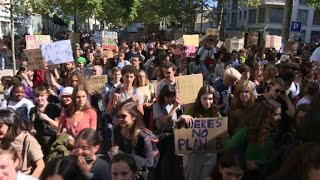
[
  {"left": 282, "top": 0, "right": 293, "bottom": 44},
  {"left": 10, "top": 0, "right": 16, "bottom": 75},
  {"left": 217, "top": 0, "right": 225, "bottom": 37}
]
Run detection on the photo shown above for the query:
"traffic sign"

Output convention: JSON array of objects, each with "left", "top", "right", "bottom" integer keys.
[{"left": 291, "top": 21, "right": 301, "bottom": 32}]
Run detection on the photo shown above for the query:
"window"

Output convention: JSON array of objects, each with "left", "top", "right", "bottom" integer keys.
[
  {"left": 299, "top": 0, "right": 308, "bottom": 5},
  {"left": 297, "top": 9, "right": 308, "bottom": 25},
  {"left": 313, "top": 10, "right": 320, "bottom": 25},
  {"left": 268, "top": 28, "right": 281, "bottom": 36},
  {"left": 231, "top": 12, "right": 237, "bottom": 27},
  {"left": 300, "top": 30, "right": 306, "bottom": 42},
  {"left": 248, "top": 9, "right": 257, "bottom": 24},
  {"left": 259, "top": 8, "right": 265, "bottom": 23},
  {"left": 239, "top": 11, "right": 242, "bottom": 20},
  {"left": 232, "top": 1, "right": 238, "bottom": 11},
  {"left": 244, "top": 11, "right": 247, "bottom": 19},
  {"left": 270, "top": 8, "right": 284, "bottom": 24},
  {"left": 310, "top": 31, "right": 320, "bottom": 42}
]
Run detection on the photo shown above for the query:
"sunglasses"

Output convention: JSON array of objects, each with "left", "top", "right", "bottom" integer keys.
[
  {"left": 116, "top": 114, "right": 127, "bottom": 119},
  {"left": 275, "top": 89, "right": 285, "bottom": 94}
]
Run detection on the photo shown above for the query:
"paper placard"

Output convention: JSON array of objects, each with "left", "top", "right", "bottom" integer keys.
[
  {"left": 23, "top": 48, "right": 44, "bottom": 70},
  {"left": 284, "top": 42, "right": 299, "bottom": 53},
  {"left": 93, "top": 31, "right": 102, "bottom": 43},
  {"left": 85, "top": 75, "right": 108, "bottom": 93},
  {"left": 176, "top": 73, "right": 203, "bottom": 104},
  {"left": 25, "top": 35, "right": 51, "bottom": 49},
  {"left": 174, "top": 117, "right": 228, "bottom": 154},
  {"left": 247, "top": 32, "right": 259, "bottom": 47},
  {"left": 225, "top": 38, "right": 245, "bottom": 53},
  {"left": 216, "top": 41, "right": 224, "bottom": 48},
  {"left": 183, "top": 35, "right": 199, "bottom": 47},
  {"left": 102, "top": 31, "right": 118, "bottom": 50},
  {"left": 69, "top": 33, "right": 80, "bottom": 44},
  {"left": 265, "top": 35, "right": 282, "bottom": 50},
  {"left": 41, "top": 40, "right": 74, "bottom": 65}
]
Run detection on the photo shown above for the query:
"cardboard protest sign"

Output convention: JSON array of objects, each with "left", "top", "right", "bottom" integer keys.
[
  {"left": 265, "top": 35, "right": 282, "bottom": 50},
  {"left": 93, "top": 31, "right": 102, "bottom": 44},
  {"left": 23, "top": 49, "right": 44, "bottom": 70},
  {"left": 85, "top": 75, "right": 108, "bottom": 93},
  {"left": 69, "top": 33, "right": 80, "bottom": 44},
  {"left": 183, "top": 35, "right": 199, "bottom": 47},
  {"left": 102, "top": 31, "right": 118, "bottom": 50},
  {"left": 225, "top": 31, "right": 245, "bottom": 39},
  {"left": 41, "top": 40, "right": 74, "bottom": 65},
  {"left": 224, "top": 38, "right": 245, "bottom": 53},
  {"left": 176, "top": 73, "right": 203, "bottom": 104},
  {"left": 174, "top": 117, "right": 228, "bottom": 154},
  {"left": 216, "top": 41, "right": 224, "bottom": 48},
  {"left": 284, "top": 42, "right": 299, "bottom": 53},
  {"left": 246, "top": 32, "right": 259, "bottom": 47},
  {"left": 25, "top": 35, "right": 51, "bottom": 49}
]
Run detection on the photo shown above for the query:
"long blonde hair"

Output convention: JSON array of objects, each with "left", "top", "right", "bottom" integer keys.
[{"left": 232, "top": 80, "right": 256, "bottom": 109}]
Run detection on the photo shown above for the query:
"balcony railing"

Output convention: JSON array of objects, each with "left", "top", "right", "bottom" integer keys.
[{"left": 261, "top": 0, "right": 285, "bottom": 4}]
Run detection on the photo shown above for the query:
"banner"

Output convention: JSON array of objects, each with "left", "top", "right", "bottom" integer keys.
[
  {"left": 265, "top": 35, "right": 282, "bottom": 50},
  {"left": 40, "top": 40, "right": 74, "bottom": 65},
  {"left": 174, "top": 117, "right": 228, "bottom": 154},
  {"left": 102, "top": 31, "right": 118, "bottom": 50},
  {"left": 85, "top": 75, "right": 108, "bottom": 93},
  {"left": 23, "top": 49, "right": 44, "bottom": 70},
  {"left": 205, "top": 28, "right": 220, "bottom": 36},
  {"left": 216, "top": 41, "right": 224, "bottom": 48},
  {"left": 224, "top": 38, "right": 245, "bottom": 53},
  {"left": 247, "top": 32, "right": 259, "bottom": 47},
  {"left": 183, "top": 35, "right": 199, "bottom": 47},
  {"left": 176, "top": 73, "right": 203, "bottom": 104},
  {"left": 25, "top": 35, "right": 51, "bottom": 49},
  {"left": 69, "top": 33, "right": 80, "bottom": 44}
]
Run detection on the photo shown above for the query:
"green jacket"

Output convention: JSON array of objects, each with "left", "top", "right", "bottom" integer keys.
[
  {"left": 47, "top": 132, "right": 71, "bottom": 161},
  {"left": 224, "top": 127, "right": 273, "bottom": 166}
]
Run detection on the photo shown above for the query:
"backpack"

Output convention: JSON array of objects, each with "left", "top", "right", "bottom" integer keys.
[{"left": 139, "top": 128, "right": 160, "bottom": 169}]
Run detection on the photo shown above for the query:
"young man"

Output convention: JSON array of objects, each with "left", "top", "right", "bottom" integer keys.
[
  {"left": 116, "top": 51, "right": 131, "bottom": 69},
  {"left": 155, "top": 62, "right": 177, "bottom": 98}
]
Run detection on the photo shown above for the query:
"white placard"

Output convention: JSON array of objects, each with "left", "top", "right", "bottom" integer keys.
[{"left": 40, "top": 40, "right": 74, "bottom": 65}]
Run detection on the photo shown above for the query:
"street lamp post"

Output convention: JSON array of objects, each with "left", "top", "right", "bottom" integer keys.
[{"left": 10, "top": 0, "right": 16, "bottom": 75}]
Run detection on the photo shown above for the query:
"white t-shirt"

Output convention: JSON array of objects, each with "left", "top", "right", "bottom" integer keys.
[
  {"left": 0, "top": 98, "right": 35, "bottom": 120},
  {"left": 17, "top": 171, "right": 37, "bottom": 180},
  {"left": 296, "top": 97, "right": 311, "bottom": 108},
  {"left": 310, "top": 47, "right": 320, "bottom": 63}
]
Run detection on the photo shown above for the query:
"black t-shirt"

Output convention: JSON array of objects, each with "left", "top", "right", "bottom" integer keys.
[
  {"left": 31, "top": 103, "right": 61, "bottom": 136},
  {"left": 91, "top": 157, "right": 111, "bottom": 180}
]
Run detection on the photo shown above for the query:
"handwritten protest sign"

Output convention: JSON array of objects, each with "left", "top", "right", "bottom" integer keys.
[
  {"left": 265, "top": 35, "right": 282, "bottom": 50},
  {"left": 85, "top": 75, "right": 108, "bottom": 93},
  {"left": 25, "top": 35, "right": 51, "bottom": 49},
  {"left": 93, "top": 31, "right": 102, "bottom": 44},
  {"left": 69, "top": 33, "right": 80, "bottom": 44},
  {"left": 176, "top": 73, "right": 203, "bottom": 104},
  {"left": 102, "top": 31, "right": 118, "bottom": 50},
  {"left": 225, "top": 38, "right": 245, "bottom": 53},
  {"left": 216, "top": 41, "right": 224, "bottom": 48},
  {"left": 174, "top": 117, "right": 228, "bottom": 154},
  {"left": 23, "top": 49, "right": 44, "bottom": 70},
  {"left": 183, "top": 35, "right": 199, "bottom": 47},
  {"left": 40, "top": 40, "right": 74, "bottom": 65},
  {"left": 247, "top": 32, "right": 259, "bottom": 47}
]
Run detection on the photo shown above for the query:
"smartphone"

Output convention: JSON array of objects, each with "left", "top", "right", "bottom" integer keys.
[{"left": 84, "top": 157, "right": 94, "bottom": 164}]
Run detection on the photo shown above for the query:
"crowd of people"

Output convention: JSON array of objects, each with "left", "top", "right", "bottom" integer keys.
[{"left": 0, "top": 33, "right": 319, "bottom": 180}]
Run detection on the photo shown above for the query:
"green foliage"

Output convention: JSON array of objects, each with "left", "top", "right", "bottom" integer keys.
[{"left": 308, "top": 0, "right": 320, "bottom": 9}]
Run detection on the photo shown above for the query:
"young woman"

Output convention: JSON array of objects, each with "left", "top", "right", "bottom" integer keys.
[
  {"left": 30, "top": 86, "right": 61, "bottom": 158},
  {"left": 271, "top": 143, "right": 320, "bottom": 180},
  {"left": 228, "top": 80, "right": 256, "bottom": 136},
  {"left": 0, "top": 141, "right": 37, "bottom": 180},
  {"left": 1, "top": 76, "right": 13, "bottom": 101},
  {"left": 40, "top": 155, "right": 87, "bottom": 180},
  {"left": 51, "top": 71, "right": 84, "bottom": 92},
  {"left": 73, "top": 128, "right": 111, "bottom": 180},
  {"left": 153, "top": 84, "right": 192, "bottom": 180},
  {"left": 136, "top": 70, "right": 155, "bottom": 128},
  {"left": 112, "top": 99, "right": 156, "bottom": 180},
  {"left": 205, "top": 150, "right": 246, "bottom": 180},
  {"left": 0, "top": 109, "right": 45, "bottom": 178},
  {"left": 251, "top": 62, "right": 265, "bottom": 95},
  {"left": 0, "top": 84, "right": 35, "bottom": 122},
  {"left": 224, "top": 99, "right": 281, "bottom": 176},
  {"left": 296, "top": 81, "right": 319, "bottom": 108},
  {"left": 111, "top": 153, "right": 138, "bottom": 180},
  {"left": 58, "top": 84, "right": 97, "bottom": 137},
  {"left": 183, "top": 84, "right": 221, "bottom": 180}
]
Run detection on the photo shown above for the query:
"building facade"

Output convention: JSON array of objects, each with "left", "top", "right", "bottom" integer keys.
[{"left": 226, "top": 0, "right": 320, "bottom": 43}]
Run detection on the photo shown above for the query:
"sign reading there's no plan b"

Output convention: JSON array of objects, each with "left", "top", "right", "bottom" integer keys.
[{"left": 40, "top": 40, "right": 74, "bottom": 65}]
